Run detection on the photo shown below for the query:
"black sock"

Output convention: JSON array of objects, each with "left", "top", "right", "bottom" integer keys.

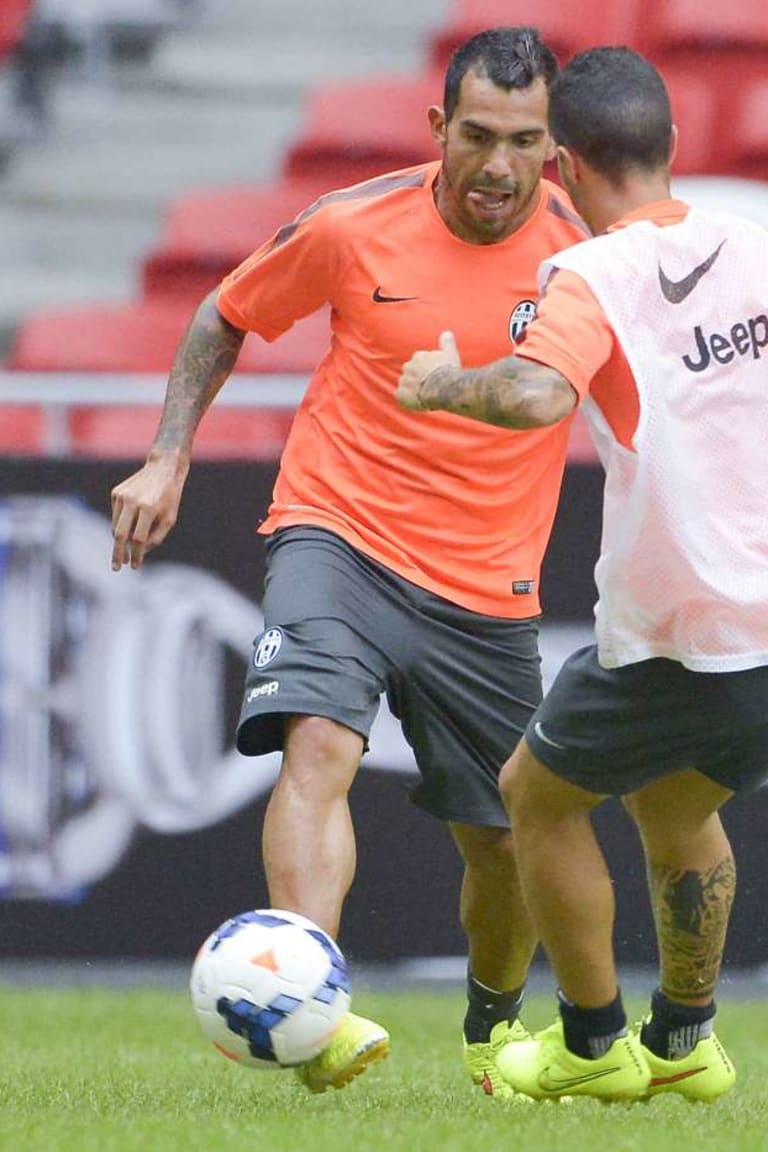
[
  {"left": 557, "top": 988, "right": 628, "bottom": 1059},
  {"left": 640, "top": 987, "right": 716, "bottom": 1060},
  {"left": 463, "top": 971, "right": 525, "bottom": 1043}
]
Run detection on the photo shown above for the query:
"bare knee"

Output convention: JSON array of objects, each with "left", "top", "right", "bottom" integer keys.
[
  {"left": 451, "top": 822, "right": 517, "bottom": 875},
  {"left": 279, "top": 715, "right": 363, "bottom": 797},
  {"left": 499, "top": 738, "right": 598, "bottom": 830},
  {"left": 625, "top": 771, "right": 732, "bottom": 845}
]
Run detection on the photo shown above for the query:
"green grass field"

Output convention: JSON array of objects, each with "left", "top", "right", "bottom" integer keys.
[{"left": 2, "top": 985, "right": 767, "bottom": 1152}]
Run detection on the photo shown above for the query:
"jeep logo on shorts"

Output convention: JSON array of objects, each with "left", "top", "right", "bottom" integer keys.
[
  {"left": 254, "top": 628, "right": 283, "bottom": 667},
  {"left": 509, "top": 299, "right": 537, "bottom": 342},
  {"left": 247, "top": 680, "right": 279, "bottom": 702}
]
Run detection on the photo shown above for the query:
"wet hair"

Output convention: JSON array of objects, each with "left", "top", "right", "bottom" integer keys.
[
  {"left": 549, "top": 46, "right": 673, "bottom": 181},
  {"left": 443, "top": 26, "right": 559, "bottom": 121}
]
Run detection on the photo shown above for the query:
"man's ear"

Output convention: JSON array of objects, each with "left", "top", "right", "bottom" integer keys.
[
  {"left": 668, "top": 124, "right": 679, "bottom": 168},
  {"left": 428, "top": 104, "right": 447, "bottom": 147},
  {"left": 556, "top": 144, "right": 579, "bottom": 186},
  {"left": 544, "top": 132, "right": 557, "bottom": 163}
]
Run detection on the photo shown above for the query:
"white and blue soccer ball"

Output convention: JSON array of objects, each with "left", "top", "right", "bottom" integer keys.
[{"left": 190, "top": 908, "right": 351, "bottom": 1069}]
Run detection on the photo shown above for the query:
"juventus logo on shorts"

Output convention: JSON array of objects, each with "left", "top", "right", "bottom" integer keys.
[{"left": 254, "top": 627, "right": 284, "bottom": 668}]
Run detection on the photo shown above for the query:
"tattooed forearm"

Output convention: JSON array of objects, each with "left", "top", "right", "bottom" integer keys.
[
  {"left": 153, "top": 292, "right": 246, "bottom": 452},
  {"left": 650, "top": 854, "right": 736, "bottom": 1002},
  {"left": 416, "top": 358, "right": 575, "bottom": 428}
]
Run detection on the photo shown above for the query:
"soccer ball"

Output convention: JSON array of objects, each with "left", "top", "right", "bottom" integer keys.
[{"left": 190, "top": 908, "right": 351, "bottom": 1069}]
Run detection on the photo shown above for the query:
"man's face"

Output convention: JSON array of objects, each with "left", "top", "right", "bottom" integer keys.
[{"left": 430, "top": 71, "right": 555, "bottom": 245}]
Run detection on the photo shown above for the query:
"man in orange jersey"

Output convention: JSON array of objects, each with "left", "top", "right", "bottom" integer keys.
[
  {"left": 398, "top": 46, "right": 768, "bottom": 1104},
  {"left": 110, "top": 27, "right": 587, "bottom": 1096}
]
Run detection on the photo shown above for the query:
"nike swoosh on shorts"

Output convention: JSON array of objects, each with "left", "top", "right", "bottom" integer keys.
[{"left": 533, "top": 721, "right": 567, "bottom": 750}]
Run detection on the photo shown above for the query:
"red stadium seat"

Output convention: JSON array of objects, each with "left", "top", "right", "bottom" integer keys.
[
  {"left": 283, "top": 72, "right": 442, "bottom": 184},
  {"left": 6, "top": 300, "right": 330, "bottom": 374},
  {"left": 0, "top": 405, "right": 47, "bottom": 455},
  {"left": 729, "top": 78, "right": 768, "bottom": 182},
  {"left": 646, "top": 0, "right": 768, "bottom": 159},
  {"left": 6, "top": 300, "right": 330, "bottom": 459},
  {"left": 0, "top": 0, "right": 33, "bottom": 60},
  {"left": 646, "top": 0, "right": 768, "bottom": 53},
  {"left": 141, "top": 176, "right": 339, "bottom": 302},
  {"left": 428, "top": 0, "right": 647, "bottom": 70},
  {"left": 664, "top": 67, "right": 718, "bottom": 176},
  {"left": 566, "top": 411, "right": 598, "bottom": 465},
  {"left": 67, "top": 405, "right": 295, "bottom": 461}
]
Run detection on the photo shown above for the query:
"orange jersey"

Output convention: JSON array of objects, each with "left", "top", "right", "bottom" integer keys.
[
  {"left": 516, "top": 200, "right": 690, "bottom": 446},
  {"left": 217, "top": 161, "right": 587, "bottom": 617}
]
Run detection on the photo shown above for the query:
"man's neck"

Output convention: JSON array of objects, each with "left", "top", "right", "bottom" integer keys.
[{"left": 587, "top": 173, "right": 672, "bottom": 235}]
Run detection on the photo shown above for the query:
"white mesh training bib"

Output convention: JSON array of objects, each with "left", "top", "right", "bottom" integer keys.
[{"left": 544, "top": 207, "right": 768, "bottom": 671}]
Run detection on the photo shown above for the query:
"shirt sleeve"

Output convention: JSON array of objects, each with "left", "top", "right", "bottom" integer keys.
[
  {"left": 216, "top": 203, "right": 336, "bottom": 341},
  {"left": 514, "top": 268, "right": 616, "bottom": 401}
]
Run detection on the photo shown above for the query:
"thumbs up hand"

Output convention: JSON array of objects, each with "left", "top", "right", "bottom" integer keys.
[{"left": 397, "top": 331, "right": 462, "bottom": 412}]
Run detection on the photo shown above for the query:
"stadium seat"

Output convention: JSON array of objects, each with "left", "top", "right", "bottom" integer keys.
[
  {"left": 5, "top": 300, "right": 330, "bottom": 459},
  {"left": 566, "top": 410, "right": 598, "bottom": 465},
  {"left": 0, "top": 405, "right": 47, "bottom": 455},
  {"left": 6, "top": 299, "right": 330, "bottom": 374},
  {"left": 645, "top": 0, "right": 768, "bottom": 160},
  {"left": 646, "top": 0, "right": 768, "bottom": 54},
  {"left": 664, "top": 67, "right": 718, "bottom": 176},
  {"left": 141, "top": 176, "right": 339, "bottom": 302},
  {"left": 283, "top": 72, "right": 443, "bottom": 184},
  {"left": 0, "top": 0, "right": 33, "bottom": 60},
  {"left": 728, "top": 78, "right": 768, "bottom": 182},
  {"left": 66, "top": 404, "right": 296, "bottom": 461},
  {"left": 428, "top": 0, "right": 647, "bottom": 70}
]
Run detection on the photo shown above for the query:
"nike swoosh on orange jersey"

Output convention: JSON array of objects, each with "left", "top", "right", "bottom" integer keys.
[{"left": 372, "top": 286, "right": 418, "bottom": 303}]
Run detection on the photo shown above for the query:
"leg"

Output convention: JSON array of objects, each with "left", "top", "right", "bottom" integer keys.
[
  {"left": 499, "top": 737, "right": 615, "bottom": 1007},
  {"left": 625, "top": 769, "right": 735, "bottom": 1005},
  {"left": 263, "top": 713, "right": 391, "bottom": 1092},
  {"left": 450, "top": 821, "right": 537, "bottom": 992},
  {"left": 622, "top": 770, "right": 737, "bottom": 1100},
  {"left": 496, "top": 738, "right": 650, "bottom": 1100},
  {"left": 262, "top": 714, "right": 363, "bottom": 938},
  {"left": 451, "top": 820, "right": 537, "bottom": 1097}
]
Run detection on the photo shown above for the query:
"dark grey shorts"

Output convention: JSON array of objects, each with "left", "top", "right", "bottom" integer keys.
[
  {"left": 526, "top": 644, "right": 768, "bottom": 795},
  {"left": 237, "top": 527, "right": 542, "bottom": 826}
]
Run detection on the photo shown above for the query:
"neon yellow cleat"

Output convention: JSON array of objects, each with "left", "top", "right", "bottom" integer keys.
[
  {"left": 295, "top": 1012, "right": 390, "bottom": 1094},
  {"left": 497, "top": 1020, "right": 651, "bottom": 1102},
  {"left": 463, "top": 1018, "right": 531, "bottom": 1100},
  {"left": 641, "top": 1032, "right": 735, "bottom": 1102}
]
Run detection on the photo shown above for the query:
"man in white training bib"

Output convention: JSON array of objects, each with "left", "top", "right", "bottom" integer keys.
[{"left": 397, "top": 45, "right": 768, "bottom": 1104}]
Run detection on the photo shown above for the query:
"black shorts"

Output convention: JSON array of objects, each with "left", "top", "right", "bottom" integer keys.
[
  {"left": 526, "top": 644, "right": 768, "bottom": 795},
  {"left": 237, "top": 527, "right": 542, "bottom": 826}
]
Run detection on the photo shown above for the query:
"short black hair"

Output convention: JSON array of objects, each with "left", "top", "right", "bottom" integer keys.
[
  {"left": 549, "top": 47, "right": 673, "bottom": 181},
  {"left": 443, "top": 26, "right": 559, "bottom": 122}
]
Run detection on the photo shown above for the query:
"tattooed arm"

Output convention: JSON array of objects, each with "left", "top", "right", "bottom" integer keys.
[
  {"left": 397, "top": 330, "right": 577, "bottom": 429},
  {"left": 110, "top": 291, "right": 246, "bottom": 570}
]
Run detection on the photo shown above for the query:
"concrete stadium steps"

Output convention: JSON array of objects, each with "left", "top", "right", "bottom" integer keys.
[{"left": 0, "top": 0, "right": 449, "bottom": 350}]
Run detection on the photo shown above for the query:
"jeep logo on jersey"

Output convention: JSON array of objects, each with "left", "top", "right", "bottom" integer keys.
[
  {"left": 682, "top": 313, "right": 768, "bottom": 374},
  {"left": 254, "top": 628, "right": 283, "bottom": 667},
  {"left": 509, "top": 299, "right": 537, "bottom": 342}
]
